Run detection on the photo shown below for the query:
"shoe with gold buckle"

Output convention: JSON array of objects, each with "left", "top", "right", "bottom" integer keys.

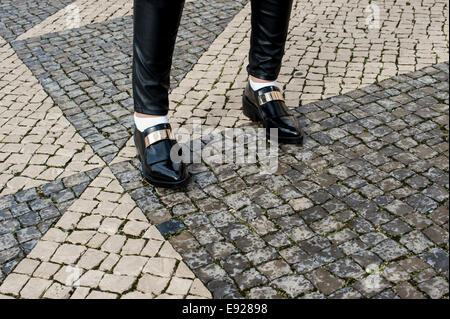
[
  {"left": 242, "top": 83, "right": 304, "bottom": 144},
  {"left": 134, "top": 123, "right": 190, "bottom": 188}
]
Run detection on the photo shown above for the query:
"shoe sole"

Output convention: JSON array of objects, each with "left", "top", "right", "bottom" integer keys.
[
  {"left": 136, "top": 154, "right": 190, "bottom": 189},
  {"left": 242, "top": 95, "right": 304, "bottom": 145},
  {"left": 142, "top": 166, "right": 190, "bottom": 189}
]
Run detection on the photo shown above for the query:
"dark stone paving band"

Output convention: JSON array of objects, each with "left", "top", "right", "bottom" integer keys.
[{"left": 0, "top": 168, "right": 102, "bottom": 284}]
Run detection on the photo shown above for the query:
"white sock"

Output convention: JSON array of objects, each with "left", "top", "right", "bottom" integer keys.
[
  {"left": 134, "top": 114, "right": 169, "bottom": 132},
  {"left": 249, "top": 77, "right": 278, "bottom": 91}
]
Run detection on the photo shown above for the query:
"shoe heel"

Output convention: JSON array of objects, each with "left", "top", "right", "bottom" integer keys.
[{"left": 242, "top": 95, "right": 261, "bottom": 122}]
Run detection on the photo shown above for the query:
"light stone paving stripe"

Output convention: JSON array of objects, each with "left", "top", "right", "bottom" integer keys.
[
  {"left": 0, "top": 167, "right": 211, "bottom": 299},
  {"left": 17, "top": 0, "right": 195, "bottom": 41},
  {"left": 10, "top": 0, "right": 248, "bottom": 165},
  {"left": 16, "top": 0, "right": 133, "bottom": 40},
  {"left": 0, "top": 36, "right": 105, "bottom": 196},
  {"left": 112, "top": 0, "right": 449, "bottom": 163},
  {"left": 0, "top": 167, "right": 103, "bottom": 283}
]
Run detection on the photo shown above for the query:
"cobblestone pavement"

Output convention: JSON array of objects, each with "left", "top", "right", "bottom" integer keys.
[
  {"left": 0, "top": 0, "right": 77, "bottom": 42},
  {"left": 1, "top": 167, "right": 211, "bottom": 299},
  {"left": 0, "top": 0, "right": 448, "bottom": 299},
  {"left": 11, "top": 0, "right": 247, "bottom": 163},
  {"left": 0, "top": 37, "right": 104, "bottom": 195}
]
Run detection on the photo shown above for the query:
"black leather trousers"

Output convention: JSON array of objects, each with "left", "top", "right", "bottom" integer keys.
[{"left": 133, "top": 0, "right": 294, "bottom": 115}]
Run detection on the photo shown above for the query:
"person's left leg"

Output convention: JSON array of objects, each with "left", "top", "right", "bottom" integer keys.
[{"left": 244, "top": 0, "right": 303, "bottom": 144}]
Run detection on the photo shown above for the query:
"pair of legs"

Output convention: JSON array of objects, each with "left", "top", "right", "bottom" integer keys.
[
  {"left": 133, "top": 0, "right": 294, "bottom": 118},
  {"left": 132, "top": 0, "right": 302, "bottom": 188}
]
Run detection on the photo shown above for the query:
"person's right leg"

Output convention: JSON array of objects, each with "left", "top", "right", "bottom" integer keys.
[
  {"left": 133, "top": 0, "right": 185, "bottom": 118},
  {"left": 133, "top": 0, "right": 189, "bottom": 188}
]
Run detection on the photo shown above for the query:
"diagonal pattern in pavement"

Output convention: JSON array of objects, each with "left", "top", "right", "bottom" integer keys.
[{"left": 0, "top": 0, "right": 448, "bottom": 299}]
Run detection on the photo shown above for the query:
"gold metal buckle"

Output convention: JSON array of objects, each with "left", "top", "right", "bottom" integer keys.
[
  {"left": 144, "top": 129, "right": 174, "bottom": 148},
  {"left": 258, "top": 91, "right": 284, "bottom": 105}
]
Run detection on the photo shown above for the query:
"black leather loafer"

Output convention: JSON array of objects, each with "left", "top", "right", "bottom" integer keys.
[
  {"left": 134, "top": 123, "right": 190, "bottom": 188},
  {"left": 243, "top": 83, "right": 304, "bottom": 144}
]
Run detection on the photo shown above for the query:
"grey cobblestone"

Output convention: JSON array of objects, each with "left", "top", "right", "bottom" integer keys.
[{"left": 0, "top": 168, "right": 100, "bottom": 283}]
